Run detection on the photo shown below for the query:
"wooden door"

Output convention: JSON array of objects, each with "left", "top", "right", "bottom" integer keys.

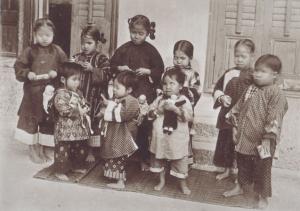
[
  {"left": 206, "top": 0, "right": 300, "bottom": 91},
  {"left": 49, "top": 3, "right": 72, "bottom": 56},
  {"left": 0, "top": 0, "right": 18, "bottom": 56},
  {"left": 262, "top": 0, "right": 300, "bottom": 90},
  {"left": 70, "top": 0, "right": 118, "bottom": 57},
  {"left": 205, "top": 0, "right": 264, "bottom": 91}
]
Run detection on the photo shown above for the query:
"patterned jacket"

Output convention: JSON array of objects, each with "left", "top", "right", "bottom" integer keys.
[
  {"left": 228, "top": 84, "right": 288, "bottom": 155},
  {"left": 54, "top": 88, "right": 90, "bottom": 142}
]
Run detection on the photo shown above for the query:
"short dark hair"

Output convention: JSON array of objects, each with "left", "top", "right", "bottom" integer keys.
[
  {"left": 33, "top": 18, "right": 55, "bottom": 34},
  {"left": 234, "top": 39, "right": 255, "bottom": 54},
  {"left": 81, "top": 24, "right": 106, "bottom": 44},
  {"left": 173, "top": 40, "right": 194, "bottom": 59},
  {"left": 162, "top": 67, "right": 186, "bottom": 86},
  {"left": 59, "top": 62, "right": 82, "bottom": 79},
  {"left": 115, "top": 71, "right": 138, "bottom": 90},
  {"left": 255, "top": 54, "right": 282, "bottom": 74}
]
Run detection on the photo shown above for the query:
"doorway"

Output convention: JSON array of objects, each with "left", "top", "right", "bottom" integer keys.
[{"left": 49, "top": 3, "right": 72, "bottom": 56}]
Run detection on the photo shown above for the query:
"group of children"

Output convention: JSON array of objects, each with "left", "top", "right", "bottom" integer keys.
[{"left": 14, "top": 14, "right": 288, "bottom": 209}]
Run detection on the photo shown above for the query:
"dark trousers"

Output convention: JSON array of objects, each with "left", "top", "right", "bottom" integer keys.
[
  {"left": 136, "top": 119, "right": 151, "bottom": 162},
  {"left": 53, "top": 140, "right": 88, "bottom": 174},
  {"left": 213, "top": 129, "right": 235, "bottom": 168},
  {"left": 237, "top": 152, "right": 273, "bottom": 198}
]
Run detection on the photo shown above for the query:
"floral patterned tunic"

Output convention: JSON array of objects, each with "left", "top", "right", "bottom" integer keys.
[{"left": 54, "top": 88, "right": 90, "bottom": 142}]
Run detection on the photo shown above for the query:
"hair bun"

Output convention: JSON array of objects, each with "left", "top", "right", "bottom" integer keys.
[
  {"left": 149, "top": 21, "right": 156, "bottom": 40},
  {"left": 150, "top": 22, "right": 156, "bottom": 29},
  {"left": 128, "top": 18, "right": 132, "bottom": 24}
]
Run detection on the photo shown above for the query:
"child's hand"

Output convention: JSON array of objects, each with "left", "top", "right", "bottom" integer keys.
[
  {"left": 101, "top": 94, "right": 109, "bottom": 106},
  {"left": 261, "top": 139, "right": 271, "bottom": 156},
  {"left": 27, "top": 72, "right": 36, "bottom": 81},
  {"left": 48, "top": 70, "right": 57, "bottom": 79},
  {"left": 136, "top": 68, "right": 151, "bottom": 76},
  {"left": 118, "top": 65, "right": 131, "bottom": 72},
  {"left": 232, "top": 127, "right": 238, "bottom": 145},
  {"left": 220, "top": 95, "right": 232, "bottom": 107},
  {"left": 96, "top": 108, "right": 105, "bottom": 119},
  {"left": 164, "top": 101, "right": 177, "bottom": 111},
  {"left": 82, "top": 62, "right": 93, "bottom": 71},
  {"left": 78, "top": 104, "right": 89, "bottom": 116}
]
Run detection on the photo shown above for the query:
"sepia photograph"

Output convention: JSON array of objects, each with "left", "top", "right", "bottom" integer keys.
[{"left": 0, "top": 0, "right": 300, "bottom": 210}]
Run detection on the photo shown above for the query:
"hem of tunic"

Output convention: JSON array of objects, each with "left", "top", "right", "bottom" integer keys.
[
  {"left": 104, "top": 169, "right": 126, "bottom": 181},
  {"left": 150, "top": 152, "right": 189, "bottom": 161},
  {"left": 39, "top": 133, "right": 54, "bottom": 147},
  {"left": 88, "top": 135, "right": 101, "bottom": 147},
  {"left": 170, "top": 170, "right": 188, "bottom": 179},
  {"left": 14, "top": 128, "right": 38, "bottom": 145},
  {"left": 149, "top": 167, "right": 164, "bottom": 173}
]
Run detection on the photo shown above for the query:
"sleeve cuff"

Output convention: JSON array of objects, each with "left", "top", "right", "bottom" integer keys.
[{"left": 263, "top": 133, "right": 277, "bottom": 142}]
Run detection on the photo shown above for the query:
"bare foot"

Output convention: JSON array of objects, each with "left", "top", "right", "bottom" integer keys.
[
  {"left": 154, "top": 170, "right": 165, "bottom": 191},
  {"left": 216, "top": 168, "right": 230, "bottom": 181},
  {"left": 39, "top": 148, "right": 52, "bottom": 163},
  {"left": 154, "top": 181, "right": 165, "bottom": 191},
  {"left": 54, "top": 173, "right": 69, "bottom": 181},
  {"left": 85, "top": 152, "right": 96, "bottom": 163},
  {"left": 141, "top": 162, "right": 150, "bottom": 171},
  {"left": 223, "top": 183, "right": 244, "bottom": 197},
  {"left": 72, "top": 168, "right": 87, "bottom": 174},
  {"left": 258, "top": 196, "right": 268, "bottom": 209},
  {"left": 29, "top": 153, "right": 44, "bottom": 164},
  {"left": 107, "top": 180, "right": 125, "bottom": 189},
  {"left": 179, "top": 179, "right": 191, "bottom": 195},
  {"left": 29, "top": 145, "right": 44, "bottom": 164}
]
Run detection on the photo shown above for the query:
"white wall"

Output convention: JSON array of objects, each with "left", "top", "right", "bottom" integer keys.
[{"left": 117, "top": 0, "right": 210, "bottom": 90}]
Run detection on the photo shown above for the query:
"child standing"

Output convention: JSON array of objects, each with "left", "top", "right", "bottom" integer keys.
[
  {"left": 171, "top": 40, "right": 201, "bottom": 106},
  {"left": 14, "top": 18, "right": 67, "bottom": 163},
  {"left": 168, "top": 40, "right": 201, "bottom": 164},
  {"left": 212, "top": 39, "right": 255, "bottom": 180},
  {"left": 149, "top": 68, "right": 193, "bottom": 195},
  {"left": 110, "top": 14, "right": 164, "bottom": 171},
  {"left": 99, "top": 71, "right": 140, "bottom": 189},
  {"left": 71, "top": 24, "right": 110, "bottom": 162},
  {"left": 224, "top": 55, "right": 288, "bottom": 209},
  {"left": 52, "top": 62, "right": 91, "bottom": 181}
]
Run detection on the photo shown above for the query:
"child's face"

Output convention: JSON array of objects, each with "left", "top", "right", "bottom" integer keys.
[
  {"left": 253, "top": 64, "right": 277, "bottom": 87},
  {"left": 234, "top": 45, "right": 253, "bottom": 69},
  {"left": 65, "top": 74, "right": 81, "bottom": 92},
  {"left": 162, "top": 75, "right": 183, "bottom": 97},
  {"left": 113, "top": 79, "right": 131, "bottom": 99},
  {"left": 173, "top": 50, "right": 190, "bottom": 68},
  {"left": 130, "top": 24, "right": 148, "bottom": 45},
  {"left": 81, "top": 35, "right": 97, "bottom": 55},
  {"left": 35, "top": 26, "right": 54, "bottom": 47}
]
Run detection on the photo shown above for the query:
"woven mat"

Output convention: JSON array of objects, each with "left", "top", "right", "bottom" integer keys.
[
  {"left": 34, "top": 161, "right": 257, "bottom": 208},
  {"left": 34, "top": 161, "right": 98, "bottom": 183}
]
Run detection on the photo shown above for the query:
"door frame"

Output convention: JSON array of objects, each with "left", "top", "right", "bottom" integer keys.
[
  {"left": 203, "top": 0, "right": 219, "bottom": 92},
  {"left": 70, "top": 0, "right": 119, "bottom": 57}
]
